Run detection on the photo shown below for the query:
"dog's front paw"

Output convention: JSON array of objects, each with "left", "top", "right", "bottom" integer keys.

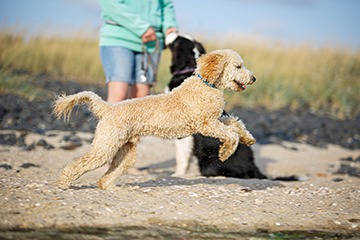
[
  {"left": 97, "top": 179, "right": 117, "bottom": 191},
  {"left": 240, "top": 135, "right": 256, "bottom": 146},
  {"left": 58, "top": 180, "right": 72, "bottom": 190},
  {"left": 218, "top": 137, "right": 239, "bottom": 161},
  {"left": 219, "top": 150, "right": 230, "bottom": 162}
]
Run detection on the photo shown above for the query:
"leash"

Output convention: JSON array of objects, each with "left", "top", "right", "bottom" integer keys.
[
  {"left": 197, "top": 73, "right": 216, "bottom": 89},
  {"left": 140, "top": 40, "right": 160, "bottom": 83}
]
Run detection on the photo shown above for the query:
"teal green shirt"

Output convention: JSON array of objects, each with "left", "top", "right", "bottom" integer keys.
[{"left": 99, "top": 0, "right": 178, "bottom": 52}]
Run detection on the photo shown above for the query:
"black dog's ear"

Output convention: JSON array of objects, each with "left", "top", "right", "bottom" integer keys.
[{"left": 194, "top": 41, "right": 206, "bottom": 56}]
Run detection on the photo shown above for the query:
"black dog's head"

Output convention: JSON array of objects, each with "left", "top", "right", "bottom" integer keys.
[{"left": 167, "top": 35, "right": 206, "bottom": 91}]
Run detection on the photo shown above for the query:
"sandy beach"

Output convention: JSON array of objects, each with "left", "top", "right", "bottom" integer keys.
[{"left": 0, "top": 130, "right": 359, "bottom": 239}]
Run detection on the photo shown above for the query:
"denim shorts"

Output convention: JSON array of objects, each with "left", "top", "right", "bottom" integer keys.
[{"left": 100, "top": 46, "right": 161, "bottom": 85}]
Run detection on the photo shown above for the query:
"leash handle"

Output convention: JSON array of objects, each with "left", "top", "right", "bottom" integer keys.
[{"left": 140, "top": 40, "right": 160, "bottom": 83}]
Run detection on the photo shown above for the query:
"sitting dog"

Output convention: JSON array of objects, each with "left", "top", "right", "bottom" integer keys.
[
  {"left": 193, "top": 133, "right": 266, "bottom": 178},
  {"left": 53, "top": 49, "right": 256, "bottom": 190},
  {"left": 167, "top": 34, "right": 266, "bottom": 179}
]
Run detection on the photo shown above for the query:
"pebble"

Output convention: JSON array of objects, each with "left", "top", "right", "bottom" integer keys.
[{"left": 333, "top": 220, "right": 342, "bottom": 225}]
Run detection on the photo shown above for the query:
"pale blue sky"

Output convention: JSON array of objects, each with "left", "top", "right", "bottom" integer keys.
[{"left": 0, "top": 0, "right": 359, "bottom": 48}]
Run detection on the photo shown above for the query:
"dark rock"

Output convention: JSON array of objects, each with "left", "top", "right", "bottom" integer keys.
[
  {"left": 60, "top": 135, "right": 83, "bottom": 150},
  {"left": 335, "top": 163, "right": 360, "bottom": 177},
  {"left": 340, "top": 156, "right": 360, "bottom": 162},
  {"left": 0, "top": 134, "right": 17, "bottom": 145},
  {"left": 16, "top": 133, "right": 27, "bottom": 148},
  {"left": 36, "top": 139, "right": 54, "bottom": 150},
  {"left": 272, "top": 175, "right": 299, "bottom": 181},
  {"left": 335, "top": 155, "right": 360, "bottom": 178},
  {"left": 332, "top": 178, "right": 344, "bottom": 182},
  {"left": 23, "top": 142, "right": 36, "bottom": 151},
  {"left": 20, "top": 163, "right": 40, "bottom": 168},
  {"left": 0, "top": 163, "right": 13, "bottom": 170}
]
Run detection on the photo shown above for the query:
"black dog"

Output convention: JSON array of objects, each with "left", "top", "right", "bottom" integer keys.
[{"left": 167, "top": 34, "right": 266, "bottom": 179}]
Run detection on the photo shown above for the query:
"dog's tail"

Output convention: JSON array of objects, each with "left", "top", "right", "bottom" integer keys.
[{"left": 53, "top": 91, "right": 109, "bottom": 121}]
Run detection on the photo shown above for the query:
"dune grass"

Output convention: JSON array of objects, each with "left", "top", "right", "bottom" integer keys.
[
  {"left": 216, "top": 41, "right": 360, "bottom": 118},
  {"left": 0, "top": 31, "right": 103, "bottom": 82},
  {"left": 0, "top": 31, "right": 359, "bottom": 118}
]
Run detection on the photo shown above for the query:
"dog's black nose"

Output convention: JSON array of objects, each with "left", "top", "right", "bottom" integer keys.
[{"left": 252, "top": 76, "right": 256, "bottom": 82}]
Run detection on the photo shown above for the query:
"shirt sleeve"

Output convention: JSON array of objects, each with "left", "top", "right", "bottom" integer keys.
[
  {"left": 161, "top": 0, "right": 178, "bottom": 35},
  {"left": 99, "top": 0, "right": 151, "bottom": 37}
]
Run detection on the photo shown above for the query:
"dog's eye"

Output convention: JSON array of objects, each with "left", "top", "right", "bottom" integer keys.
[{"left": 236, "top": 64, "right": 242, "bottom": 69}]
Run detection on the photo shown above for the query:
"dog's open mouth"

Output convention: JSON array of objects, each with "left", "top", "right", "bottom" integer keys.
[{"left": 234, "top": 80, "right": 247, "bottom": 90}]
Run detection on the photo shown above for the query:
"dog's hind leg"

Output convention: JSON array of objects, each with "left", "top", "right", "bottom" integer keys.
[
  {"left": 58, "top": 122, "right": 124, "bottom": 189},
  {"left": 97, "top": 142, "right": 137, "bottom": 190},
  {"left": 58, "top": 146, "right": 118, "bottom": 189}
]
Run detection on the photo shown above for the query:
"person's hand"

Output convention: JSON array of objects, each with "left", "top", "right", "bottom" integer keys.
[
  {"left": 166, "top": 27, "right": 177, "bottom": 36},
  {"left": 142, "top": 27, "right": 157, "bottom": 43}
]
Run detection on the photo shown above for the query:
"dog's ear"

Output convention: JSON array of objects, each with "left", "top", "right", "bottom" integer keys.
[
  {"left": 196, "top": 52, "right": 225, "bottom": 85},
  {"left": 194, "top": 41, "right": 206, "bottom": 55}
]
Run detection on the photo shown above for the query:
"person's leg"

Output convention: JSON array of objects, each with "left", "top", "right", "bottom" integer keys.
[
  {"left": 129, "top": 83, "right": 150, "bottom": 99},
  {"left": 107, "top": 82, "right": 129, "bottom": 103},
  {"left": 100, "top": 46, "right": 135, "bottom": 103}
]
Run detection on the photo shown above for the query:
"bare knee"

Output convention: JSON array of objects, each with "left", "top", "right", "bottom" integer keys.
[
  {"left": 130, "top": 84, "right": 150, "bottom": 98},
  {"left": 107, "top": 82, "right": 129, "bottom": 103}
]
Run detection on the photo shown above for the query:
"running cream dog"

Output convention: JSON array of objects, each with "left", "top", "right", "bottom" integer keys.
[{"left": 54, "top": 49, "right": 256, "bottom": 190}]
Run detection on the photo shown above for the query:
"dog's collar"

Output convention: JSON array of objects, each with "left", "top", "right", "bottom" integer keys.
[{"left": 197, "top": 73, "right": 216, "bottom": 89}]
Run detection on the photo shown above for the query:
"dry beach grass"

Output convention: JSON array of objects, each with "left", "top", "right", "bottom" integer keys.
[{"left": 0, "top": 31, "right": 359, "bottom": 118}]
